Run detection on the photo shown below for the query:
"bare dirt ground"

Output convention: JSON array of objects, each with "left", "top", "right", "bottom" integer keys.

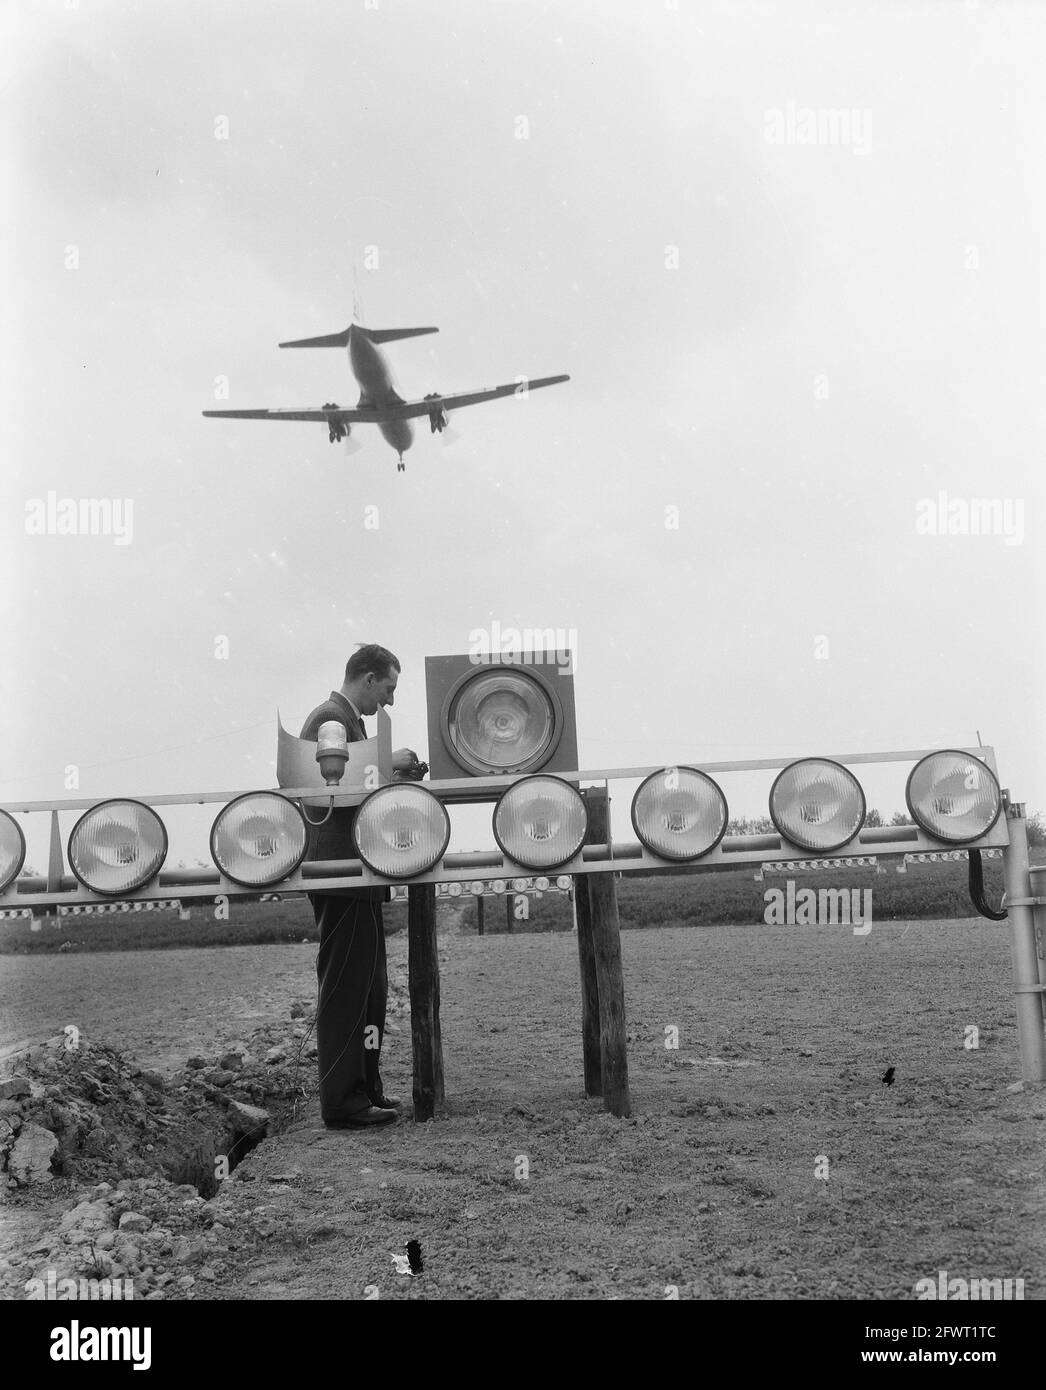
[
  {"left": 3, "top": 917, "right": 1045, "bottom": 1300},
  {"left": 0, "top": 941, "right": 319, "bottom": 1074}
]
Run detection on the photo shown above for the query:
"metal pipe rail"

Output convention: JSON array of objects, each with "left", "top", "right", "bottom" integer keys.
[
  {"left": 8, "top": 822, "right": 1012, "bottom": 906},
  {"left": 0, "top": 746, "right": 1012, "bottom": 906}
]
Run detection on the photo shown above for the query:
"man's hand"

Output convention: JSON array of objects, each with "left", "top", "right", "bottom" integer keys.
[{"left": 392, "top": 748, "right": 429, "bottom": 781}]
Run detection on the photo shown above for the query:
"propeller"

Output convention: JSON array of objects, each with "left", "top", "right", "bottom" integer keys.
[
  {"left": 423, "top": 392, "right": 461, "bottom": 446},
  {"left": 322, "top": 401, "right": 362, "bottom": 454},
  {"left": 437, "top": 412, "right": 461, "bottom": 447}
]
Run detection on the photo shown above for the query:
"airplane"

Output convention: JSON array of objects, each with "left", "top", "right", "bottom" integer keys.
[{"left": 202, "top": 323, "right": 569, "bottom": 471}]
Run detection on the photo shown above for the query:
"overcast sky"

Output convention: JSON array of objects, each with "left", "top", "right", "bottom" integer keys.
[{"left": 2, "top": 0, "right": 1044, "bottom": 866}]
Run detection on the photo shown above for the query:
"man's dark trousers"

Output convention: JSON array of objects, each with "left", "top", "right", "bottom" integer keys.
[
  {"left": 300, "top": 690, "right": 391, "bottom": 1121},
  {"left": 310, "top": 890, "right": 387, "bottom": 1119}
]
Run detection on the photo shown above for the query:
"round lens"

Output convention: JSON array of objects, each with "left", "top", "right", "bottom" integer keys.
[
  {"left": 906, "top": 751, "right": 1002, "bottom": 845},
  {"left": 631, "top": 767, "right": 729, "bottom": 862},
  {"left": 352, "top": 784, "right": 450, "bottom": 878},
  {"left": 493, "top": 775, "right": 588, "bottom": 869},
  {"left": 0, "top": 812, "right": 26, "bottom": 893},
  {"left": 769, "top": 759, "right": 866, "bottom": 853},
  {"left": 449, "top": 669, "right": 557, "bottom": 774},
  {"left": 211, "top": 793, "right": 308, "bottom": 887},
  {"left": 69, "top": 800, "right": 168, "bottom": 895}
]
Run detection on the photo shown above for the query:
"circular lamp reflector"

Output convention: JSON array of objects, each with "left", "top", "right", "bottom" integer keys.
[
  {"left": 493, "top": 775, "right": 587, "bottom": 869},
  {"left": 446, "top": 668, "right": 561, "bottom": 775},
  {"left": 352, "top": 784, "right": 450, "bottom": 879},
  {"left": 0, "top": 811, "right": 27, "bottom": 892},
  {"left": 906, "top": 751, "right": 1001, "bottom": 845},
  {"left": 770, "top": 759, "right": 866, "bottom": 853},
  {"left": 210, "top": 792, "right": 308, "bottom": 888},
  {"left": 69, "top": 800, "right": 168, "bottom": 895},
  {"left": 631, "top": 767, "right": 728, "bottom": 862}
]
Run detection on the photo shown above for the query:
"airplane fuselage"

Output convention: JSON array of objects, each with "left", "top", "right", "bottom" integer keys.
[{"left": 348, "top": 326, "right": 413, "bottom": 457}]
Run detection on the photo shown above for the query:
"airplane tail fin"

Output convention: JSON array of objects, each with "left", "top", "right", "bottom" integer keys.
[
  {"left": 279, "top": 328, "right": 351, "bottom": 349},
  {"left": 365, "top": 327, "right": 439, "bottom": 344}
]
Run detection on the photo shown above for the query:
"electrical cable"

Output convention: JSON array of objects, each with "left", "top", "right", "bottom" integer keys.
[{"left": 968, "top": 849, "right": 1007, "bottom": 921}]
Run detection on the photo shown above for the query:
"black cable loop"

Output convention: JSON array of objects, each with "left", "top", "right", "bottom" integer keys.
[{"left": 968, "top": 848, "right": 1007, "bottom": 921}]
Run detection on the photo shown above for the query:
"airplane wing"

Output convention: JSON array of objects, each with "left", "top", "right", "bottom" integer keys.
[
  {"left": 202, "top": 406, "right": 378, "bottom": 423},
  {"left": 387, "top": 374, "right": 569, "bottom": 420},
  {"left": 201, "top": 375, "right": 569, "bottom": 424}
]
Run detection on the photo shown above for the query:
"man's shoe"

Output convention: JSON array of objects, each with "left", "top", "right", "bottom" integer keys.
[
  {"left": 370, "top": 1094, "right": 402, "bottom": 1110},
  {"left": 324, "top": 1106, "right": 397, "bottom": 1129}
]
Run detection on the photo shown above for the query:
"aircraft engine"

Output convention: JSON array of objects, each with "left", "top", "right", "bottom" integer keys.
[
  {"left": 423, "top": 391, "right": 449, "bottom": 434},
  {"left": 322, "top": 402, "right": 348, "bottom": 444}
]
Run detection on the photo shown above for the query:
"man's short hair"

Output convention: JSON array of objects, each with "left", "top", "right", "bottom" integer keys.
[{"left": 345, "top": 644, "right": 400, "bottom": 683}]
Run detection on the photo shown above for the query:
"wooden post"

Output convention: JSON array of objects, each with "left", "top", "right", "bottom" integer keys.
[
  {"left": 407, "top": 883, "right": 444, "bottom": 1119},
  {"left": 476, "top": 894, "right": 485, "bottom": 936},
  {"left": 574, "top": 843, "right": 603, "bottom": 1097},
  {"left": 581, "top": 788, "right": 631, "bottom": 1117}
]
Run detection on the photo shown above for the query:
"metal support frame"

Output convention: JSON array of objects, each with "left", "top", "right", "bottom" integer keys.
[
  {"left": 1003, "top": 802, "right": 1046, "bottom": 1085},
  {"left": 3, "top": 743, "right": 1033, "bottom": 1102},
  {"left": 7, "top": 806, "right": 1010, "bottom": 906}
]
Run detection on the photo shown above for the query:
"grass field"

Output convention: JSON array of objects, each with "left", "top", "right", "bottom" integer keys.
[{"left": 0, "top": 856, "right": 1009, "bottom": 954}]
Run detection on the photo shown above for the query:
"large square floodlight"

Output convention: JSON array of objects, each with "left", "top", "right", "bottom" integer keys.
[{"left": 425, "top": 654, "right": 578, "bottom": 780}]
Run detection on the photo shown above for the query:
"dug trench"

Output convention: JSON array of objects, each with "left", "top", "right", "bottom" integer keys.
[{"left": 0, "top": 966, "right": 414, "bottom": 1300}]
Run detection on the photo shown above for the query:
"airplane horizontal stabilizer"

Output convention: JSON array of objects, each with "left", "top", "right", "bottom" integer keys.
[
  {"left": 278, "top": 329, "right": 352, "bottom": 349},
  {"left": 365, "top": 327, "right": 439, "bottom": 344}
]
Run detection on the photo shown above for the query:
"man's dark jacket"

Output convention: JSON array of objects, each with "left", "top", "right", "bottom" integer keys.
[{"left": 299, "top": 690, "right": 388, "bottom": 902}]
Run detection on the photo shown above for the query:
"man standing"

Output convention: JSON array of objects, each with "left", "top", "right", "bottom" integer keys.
[{"left": 300, "top": 644, "right": 418, "bottom": 1129}]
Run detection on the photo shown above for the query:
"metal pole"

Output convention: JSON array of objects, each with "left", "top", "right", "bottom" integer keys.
[
  {"left": 1029, "top": 864, "right": 1046, "bottom": 996},
  {"left": 45, "top": 810, "right": 63, "bottom": 933},
  {"left": 1003, "top": 801, "right": 1046, "bottom": 1085}
]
